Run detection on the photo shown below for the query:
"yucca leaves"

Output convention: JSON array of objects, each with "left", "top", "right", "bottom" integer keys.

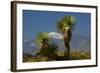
[
  {"left": 36, "top": 32, "right": 50, "bottom": 47},
  {"left": 36, "top": 32, "right": 58, "bottom": 59},
  {"left": 56, "top": 16, "right": 77, "bottom": 33}
]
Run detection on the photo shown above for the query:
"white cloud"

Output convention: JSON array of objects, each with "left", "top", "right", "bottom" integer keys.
[
  {"left": 48, "top": 32, "right": 63, "bottom": 39},
  {"left": 30, "top": 43, "right": 34, "bottom": 46}
]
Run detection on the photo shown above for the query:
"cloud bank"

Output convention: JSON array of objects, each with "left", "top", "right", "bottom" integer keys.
[{"left": 48, "top": 32, "right": 63, "bottom": 39}]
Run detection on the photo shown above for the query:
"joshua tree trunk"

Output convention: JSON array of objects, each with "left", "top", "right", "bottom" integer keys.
[
  {"left": 64, "top": 43, "right": 70, "bottom": 59},
  {"left": 39, "top": 42, "right": 48, "bottom": 56},
  {"left": 64, "top": 29, "right": 72, "bottom": 59}
]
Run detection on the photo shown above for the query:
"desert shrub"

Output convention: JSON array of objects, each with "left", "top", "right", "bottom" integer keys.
[
  {"left": 36, "top": 43, "right": 58, "bottom": 60},
  {"left": 69, "top": 51, "right": 91, "bottom": 60}
]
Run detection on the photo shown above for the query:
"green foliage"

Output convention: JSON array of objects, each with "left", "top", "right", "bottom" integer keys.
[
  {"left": 36, "top": 32, "right": 58, "bottom": 60},
  {"left": 36, "top": 32, "right": 50, "bottom": 47},
  {"left": 56, "top": 16, "right": 77, "bottom": 33},
  {"left": 36, "top": 43, "right": 58, "bottom": 59}
]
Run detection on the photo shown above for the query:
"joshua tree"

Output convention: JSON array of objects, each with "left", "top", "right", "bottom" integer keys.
[
  {"left": 36, "top": 32, "right": 58, "bottom": 60},
  {"left": 56, "top": 16, "right": 77, "bottom": 59},
  {"left": 36, "top": 32, "right": 50, "bottom": 56}
]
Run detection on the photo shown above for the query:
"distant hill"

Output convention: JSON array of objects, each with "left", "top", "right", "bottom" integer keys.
[
  {"left": 23, "top": 40, "right": 39, "bottom": 55},
  {"left": 71, "top": 35, "right": 90, "bottom": 52},
  {"left": 23, "top": 34, "right": 90, "bottom": 55}
]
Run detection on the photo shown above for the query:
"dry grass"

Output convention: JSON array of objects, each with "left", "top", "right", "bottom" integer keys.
[{"left": 23, "top": 51, "right": 90, "bottom": 63}]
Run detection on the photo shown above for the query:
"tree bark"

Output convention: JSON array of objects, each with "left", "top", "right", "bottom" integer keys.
[
  {"left": 64, "top": 43, "right": 70, "bottom": 59},
  {"left": 63, "top": 29, "right": 72, "bottom": 59}
]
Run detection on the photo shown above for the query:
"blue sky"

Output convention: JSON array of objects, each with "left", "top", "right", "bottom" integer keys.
[{"left": 23, "top": 10, "right": 91, "bottom": 42}]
